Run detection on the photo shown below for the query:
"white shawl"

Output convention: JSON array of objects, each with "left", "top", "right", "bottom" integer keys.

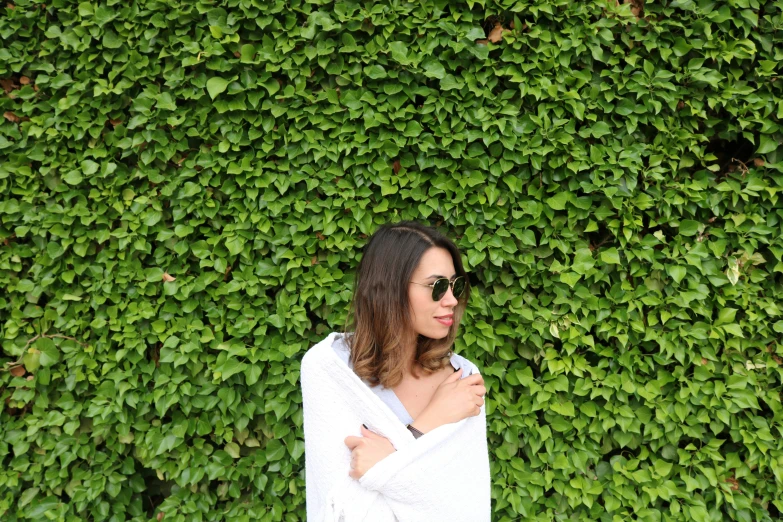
[{"left": 300, "top": 332, "right": 491, "bottom": 521}]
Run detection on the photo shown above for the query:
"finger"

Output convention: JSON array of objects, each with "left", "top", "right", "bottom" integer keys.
[
  {"left": 463, "top": 373, "right": 484, "bottom": 385},
  {"left": 360, "top": 425, "right": 378, "bottom": 438},
  {"left": 472, "top": 385, "right": 487, "bottom": 397},
  {"left": 344, "top": 436, "right": 363, "bottom": 449}
]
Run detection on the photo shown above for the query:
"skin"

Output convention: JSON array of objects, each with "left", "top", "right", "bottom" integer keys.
[{"left": 344, "top": 247, "right": 486, "bottom": 480}]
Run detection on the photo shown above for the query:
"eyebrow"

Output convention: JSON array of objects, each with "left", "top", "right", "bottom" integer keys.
[{"left": 426, "top": 274, "right": 457, "bottom": 280}]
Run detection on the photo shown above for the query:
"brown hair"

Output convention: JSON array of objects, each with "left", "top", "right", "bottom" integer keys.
[{"left": 344, "top": 221, "right": 470, "bottom": 389}]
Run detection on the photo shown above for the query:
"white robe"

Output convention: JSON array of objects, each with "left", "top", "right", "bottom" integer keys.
[{"left": 300, "top": 332, "right": 491, "bottom": 521}]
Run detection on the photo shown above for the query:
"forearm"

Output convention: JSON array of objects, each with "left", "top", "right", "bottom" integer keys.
[{"left": 408, "top": 409, "right": 445, "bottom": 434}]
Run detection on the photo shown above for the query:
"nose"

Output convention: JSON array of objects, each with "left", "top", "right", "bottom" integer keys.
[{"left": 440, "top": 284, "right": 459, "bottom": 307}]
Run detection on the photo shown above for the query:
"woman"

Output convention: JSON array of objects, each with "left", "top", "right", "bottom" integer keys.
[{"left": 300, "top": 221, "right": 491, "bottom": 521}]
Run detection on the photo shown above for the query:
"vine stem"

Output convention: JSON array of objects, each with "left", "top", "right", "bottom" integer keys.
[{"left": 1, "top": 333, "right": 88, "bottom": 372}]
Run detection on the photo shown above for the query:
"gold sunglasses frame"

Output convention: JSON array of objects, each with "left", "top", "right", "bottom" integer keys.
[{"left": 409, "top": 276, "right": 466, "bottom": 301}]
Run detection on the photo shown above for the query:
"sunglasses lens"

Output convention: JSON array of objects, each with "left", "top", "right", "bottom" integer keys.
[
  {"left": 432, "top": 279, "right": 449, "bottom": 301},
  {"left": 452, "top": 277, "right": 466, "bottom": 298}
]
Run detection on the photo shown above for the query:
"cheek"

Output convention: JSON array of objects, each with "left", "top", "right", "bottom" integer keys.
[{"left": 409, "top": 292, "right": 434, "bottom": 323}]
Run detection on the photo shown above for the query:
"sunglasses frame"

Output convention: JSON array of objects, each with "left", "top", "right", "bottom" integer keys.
[{"left": 410, "top": 276, "right": 466, "bottom": 301}]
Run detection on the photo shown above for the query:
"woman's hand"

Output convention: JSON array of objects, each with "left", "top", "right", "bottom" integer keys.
[
  {"left": 410, "top": 369, "right": 486, "bottom": 433},
  {"left": 344, "top": 425, "right": 396, "bottom": 480}
]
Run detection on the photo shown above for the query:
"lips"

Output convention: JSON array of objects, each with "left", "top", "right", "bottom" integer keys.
[{"left": 435, "top": 315, "right": 454, "bottom": 327}]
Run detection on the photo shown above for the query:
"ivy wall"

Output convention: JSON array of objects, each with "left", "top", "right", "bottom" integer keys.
[{"left": 1, "top": 0, "right": 783, "bottom": 520}]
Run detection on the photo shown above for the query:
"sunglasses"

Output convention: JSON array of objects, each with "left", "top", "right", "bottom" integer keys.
[{"left": 410, "top": 276, "right": 466, "bottom": 301}]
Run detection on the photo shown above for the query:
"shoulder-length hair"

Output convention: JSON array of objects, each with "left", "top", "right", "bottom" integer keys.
[{"left": 344, "top": 221, "right": 470, "bottom": 389}]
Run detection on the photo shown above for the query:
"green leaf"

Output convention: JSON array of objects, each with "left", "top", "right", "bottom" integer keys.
[
  {"left": 23, "top": 348, "right": 41, "bottom": 373},
  {"left": 571, "top": 248, "right": 595, "bottom": 275},
  {"left": 580, "top": 402, "right": 597, "bottom": 417},
  {"left": 667, "top": 265, "right": 687, "bottom": 284},
  {"left": 217, "top": 358, "right": 245, "bottom": 381},
  {"left": 403, "top": 121, "right": 422, "bottom": 137},
  {"left": 62, "top": 170, "right": 83, "bottom": 185},
  {"left": 239, "top": 44, "right": 256, "bottom": 63},
  {"left": 440, "top": 74, "right": 463, "bottom": 90},
  {"left": 560, "top": 272, "right": 581, "bottom": 288},
  {"left": 720, "top": 324, "right": 744, "bottom": 337},
  {"left": 364, "top": 65, "right": 387, "bottom": 79},
  {"left": 262, "top": 78, "right": 279, "bottom": 95},
  {"left": 465, "top": 27, "right": 486, "bottom": 40},
  {"left": 600, "top": 247, "right": 620, "bottom": 264},
  {"left": 715, "top": 308, "right": 737, "bottom": 326},
  {"left": 757, "top": 134, "right": 780, "bottom": 154},
  {"left": 25, "top": 496, "right": 60, "bottom": 518},
  {"left": 388, "top": 41, "right": 410, "bottom": 65},
  {"left": 18, "top": 487, "right": 39, "bottom": 508},
  {"left": 207, "top": 77, "right": 230, "bottom": 99},
  {"left": 35, "top": 338, "right": 60, "bottom": 367},
  {"left": 156, "top": 92, "right": 177, "bottom": 111},
  {"left": 590, "top": 122, "right": 611, "bottom": 138},
  {"left": 225, "top": 442, "right": 240, "bottom": 458},
  {"left": 679, "top": 220, "right": 701, "bottom": 236},
  {"left": 515, "top": 367, "right": 534, "bottom": 386},
  {"left": 550, "top": 322, "right": 560, "bottom": 338},
  {"left": 225, "top": 236, "right": 246, "bottom": 256},
  {"left": 545, "top": 191, "right": 570, "bottom": 210},
  {"left": 245, "top": 364, "right": 262, "bottom": 386},
  {"left": 468, "top": 249, "right": 486, "bottom": 267},
  {"left": 422, "top": 59, "right": 446, "bottom": 79}
]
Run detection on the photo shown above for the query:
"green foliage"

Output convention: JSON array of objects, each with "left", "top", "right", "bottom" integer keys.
[{"left": 1, "top": 0, "right": 783, "bottom": 520}]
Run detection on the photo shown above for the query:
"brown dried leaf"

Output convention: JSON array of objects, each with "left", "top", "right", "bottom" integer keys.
[
  {"left": 162, "top": 272, "right": 176, "bottom": 282},
  {"left": 476, "top": 39, "right": 489, "bottom": 45},
  {"left": 109, "top": 119, "right": 123, "bottom": 127},
  {"left": 700, "top": 358, "right": 708, "bottom": 366},
  {"left": 157, "top": 511, "right": 165, "bottom": 521},
  {"left": 392, "top": 159, "right": 401, "bottom": 174},
  {"left": 10, "top": 365, "right": 25, "bottom": 377},
  {"left": 0, "top": 78, "right": 18, "bottom": 93},
  {"left": 487, "top": 23, "right": 506, "bottom": 43},
  {"left": 316, "top": 232, "right": 325, "bottom": 241},
  {"left": 4, "top": 111, "right": 20, "bottom": 123},
  {"left": 311, "top": 256, "right": 318, "bottom": 265},
  {"left": 19, "top": 76, "right": 30, "bottom": 85},
  {"left": 753, "top": 158, "right": 765, "bottom": 167},
  {"left": 624, "top": 0, "right": 644, "bottom": 18},
  {"left": 677, "top": 101, "right": 685, "bottom": 110},
  {"left": 26, "top": 375, "right": 34, "bottom": 381}
]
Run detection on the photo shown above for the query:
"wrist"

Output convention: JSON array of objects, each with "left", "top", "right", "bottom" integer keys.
[{"left": 410, "top": 410, "right": 440, "bottom": 434}]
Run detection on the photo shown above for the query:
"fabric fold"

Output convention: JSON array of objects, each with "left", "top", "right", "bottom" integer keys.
[{"left": 301, "top": 331, "right": 491, "bottom": 522}]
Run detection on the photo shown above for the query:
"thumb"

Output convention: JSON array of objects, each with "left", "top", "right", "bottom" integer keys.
[
  {"left": 444, "top": 367, "right": 463, "bottom": 384},
  {"left": 361, "top": 424, "right": 377, "bottom": 438}
]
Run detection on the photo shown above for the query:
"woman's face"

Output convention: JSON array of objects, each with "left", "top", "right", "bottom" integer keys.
[{"left": 408, "top": 247, "right": 460, "bottom": 339}]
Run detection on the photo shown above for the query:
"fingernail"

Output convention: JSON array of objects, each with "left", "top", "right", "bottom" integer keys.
[{"left": 362, "top": 423, "right": 368, "bottom": 429}]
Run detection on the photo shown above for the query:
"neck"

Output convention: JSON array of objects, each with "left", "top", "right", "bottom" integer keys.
[{"left": 403, "top": 340, "right": 420, "bottom": 378}]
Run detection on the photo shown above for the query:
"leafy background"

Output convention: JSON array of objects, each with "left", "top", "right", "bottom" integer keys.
[{"left": 2, "top": 0, "right": 783, "bottom": 520}]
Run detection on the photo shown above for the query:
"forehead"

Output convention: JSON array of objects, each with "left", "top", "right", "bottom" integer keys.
[{"left": 412, "top": 247, "right": 456, "bottom": 278}]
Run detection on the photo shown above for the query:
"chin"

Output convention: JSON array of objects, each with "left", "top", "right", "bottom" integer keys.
[
  {"left": 417, "top": 329, "right": 450, "bottom": 340},
  {"left": 428, "top": 328, "right": 451, "bottom": 340}
]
